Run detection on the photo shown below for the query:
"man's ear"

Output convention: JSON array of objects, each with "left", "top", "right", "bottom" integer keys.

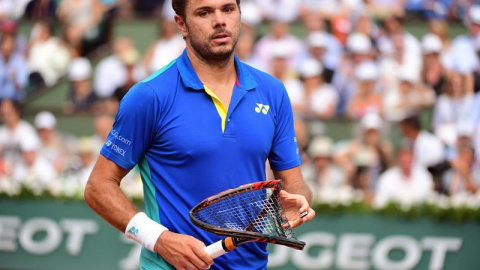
[{"left": 174, "top": 14, "right": 188, "bottom": 39}]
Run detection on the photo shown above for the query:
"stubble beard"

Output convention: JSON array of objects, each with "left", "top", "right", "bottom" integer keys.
[{"left": 187, "top": 25, "right": 240, "bottom": 67}]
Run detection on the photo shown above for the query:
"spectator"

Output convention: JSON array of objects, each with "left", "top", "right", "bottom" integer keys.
[
  {"left": 254, "top": 0, "right": 301, "bottom": 23},
  {"left": 428, "top": 20, "right": 452, "bottom": 66},
  {"left": 445, "top": 5, "right": 480, "bottom": 74},
  {"left": 34, "top": 111, "right": 77, "bottom": 174},
  {"left": 300, "top": 58, "right": 338, "bottom": 119},
  {"left": 346, "top": 61, "right": 383, "bottom": 119},
  {"left": 399, "top": 115, "right": 445, "bottom": 168},
  {"left": 305, "top": 31, "right": 342, "bottom": 82},
  {"left": 307, "top": 136, "right": 346, "bottom": 198},
  {"left": 254, "top": 20, "right": 304, "bottom": 72},
  {"left": 336, "top": 113, "right": 393, "bottom": 186},
  {"left": 27, "top": 20, "right": 71, "bottom": 90},
  {"left": 143, "top": 19, "right": 185, "bottom": 75},
  {"left": 235, "top": 31, "right": 260, "bottom": 69},
  {"left": 91, "top": 113, "right": 113, "bottom": 154},
  {"left": 374, "top": 139, "right": 434, "bottom": 207},
  {"left": 0, "top": 19, "right": 28, "bottom": 55},
  {"left": 0, "top": 99, "right": 40, "bottom": 174},
  {"left": 421, "top": 33, "right": 447, "bottom": 95},
  {"left": 24, "top": 0, "right": 58, "bottom": 20},
  {"left": 433, "top": 72, "right": 475, "bottom": 146},
  {"left": 94, "top": 37, "right": 137, "bottom": 99},
  {"left": 11, "top": 136, "right": 57, "bottom": 186},
  {"left": 333, "top": 32, "right": 374, "bottom": 114},
  {"left": 71, "top": 136, "right": 96, "bottom": 187},
  {"left": 57, "top": 0, "right": 105, "bottom": 55},
  {"left": 442, "top": 142, "right": 479, "bottom": 195},
  {"left": 112, "top": 48, "right": 140, "bottom": 103},
  {"left": 383, "top": 67, "right": 435, "bottom": 122},
  {"left": 269, "top": 41, "right": 304, "bottom": 115},
  {"left": 64, "top": 57, "right": 98, "bottom": 114},
  {"left": 0, "top": 35, "right": 28, "bottom": 102}
]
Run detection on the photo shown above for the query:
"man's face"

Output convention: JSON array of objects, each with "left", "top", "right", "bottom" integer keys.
[{"left": 178, "top": 0, "right": 241, "bottom": 63}]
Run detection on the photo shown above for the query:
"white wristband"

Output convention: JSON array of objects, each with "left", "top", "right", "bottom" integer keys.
[{"left": 125, "top": 212, "right": 168, "bottom": 252}]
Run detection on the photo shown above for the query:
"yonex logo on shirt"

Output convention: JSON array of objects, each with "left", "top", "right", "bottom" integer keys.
[{"left": 255, "top": 103, "right": 270, "bottom": 115}]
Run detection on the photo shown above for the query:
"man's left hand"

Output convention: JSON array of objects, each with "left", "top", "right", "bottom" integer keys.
[{"left": 278, "top": 190, "right": 315, "bottom": 228}]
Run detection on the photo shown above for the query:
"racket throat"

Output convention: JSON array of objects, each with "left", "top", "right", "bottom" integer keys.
[{"left": 222, "top": 237, "right": 243, "bottom": 252}]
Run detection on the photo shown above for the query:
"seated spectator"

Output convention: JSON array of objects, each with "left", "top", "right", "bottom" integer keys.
[
  {"left": 94, "top": 37, "right": 138, "bottom": 100},
  {"left": 433, "top": 71, "right": 475, "bottom": 146},
  {"left": 64, "top": 57, "right": 98, "bottom": 114},
  {"left": 71, "top": 136, "right": 96, "bottom": 187},
  {"left": 400, "top": 115, "right": 445, "bottom": 169},
  {"left": 91, "top": 113, "right": 114, "bottom": 154},
  {"left": 336, "top": 113, "right": 393, "bottom": 186},
  {"left": 421, "top": 34, "right": 447, "bottom": 95},
  {"left": 299, "top": 59, "right": 338, "bottom": 119},
  {"left": 442, "top": 143, "right": 479, "bottom": 196},
  {"left": 383, "top": 67, "right": 435, "bottom": 122},
  {"left": 235, "top": 31, "right": 261, "bottom": 70},
  {"left": 0, "top": 99, "right": 40, "bottom": 172},
  {"left": 0, "top": 19, "right": 28, "bottom": 56},
  {"left": 305, "top": 31, "right": 341, "bottom": 83},
  {"left": 143, "top": 19, "right": 185, "bottom": 75},
  {"left": 269, "top": 42, "right": 304, "bottom": 116},
  {"left": 307, "top": 136, "right": 346, "bottom": 199},
  {"left": 27, "top": 20, "right": 71, "bottom": 90},
  {"left": 374, "top": 139, "right": 434, "bottom": 207},
  {"left": 254, "top": 0, "right": 301, "bottom": 23},
  {"left": 254, "top": 20, "right": 304, "bottom": 72},
  {"left": 57, "top": 0, "right": 104, "bottom": 55},
  {"left": 34, "top": 111, "right": 77, "bottom": 174},
  {"left": 333, "top": 32, "right": 374, "bottom": 114},
  {"left": 24, "top": 0, "right": 58, "bottom": 20},
  {"left": 0, "top": 34, "right": 28, "bottom": 102},
  {"left": 11, "top": 138, "right": 57, "bottom": 186},
  {"left": 346, "top": 61, "right": 382, "bottom": 119}
]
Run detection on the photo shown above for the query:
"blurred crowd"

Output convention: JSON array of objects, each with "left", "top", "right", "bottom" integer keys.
[{"left": 1, "top": 0, "right": 480, "bottom": 206}]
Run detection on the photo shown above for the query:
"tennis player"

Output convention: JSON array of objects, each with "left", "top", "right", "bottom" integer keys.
[{"left": 84, "top": 0, "right": 315, "bottom": 269}]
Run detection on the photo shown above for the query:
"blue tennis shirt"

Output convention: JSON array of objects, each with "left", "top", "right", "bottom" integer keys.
[{"left": 100, "top": 50, "right": 302, "bottom": 270}]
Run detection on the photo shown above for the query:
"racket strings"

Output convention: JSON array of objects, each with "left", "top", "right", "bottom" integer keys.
[{"left": 193, "top": 188, "right": 296, "bottom": 240}]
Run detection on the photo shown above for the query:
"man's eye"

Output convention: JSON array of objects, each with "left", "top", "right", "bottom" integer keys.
[
  {"left": 223, "top": 7, "right": 233, "bottom": 13},
  {"left": 199, "top": 11, "right": 209, "bottom": 17}
]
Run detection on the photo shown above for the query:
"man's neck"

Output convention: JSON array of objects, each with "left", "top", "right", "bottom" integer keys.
[{"left": 186, "top": 47, "right": 237, "bottom": 88}]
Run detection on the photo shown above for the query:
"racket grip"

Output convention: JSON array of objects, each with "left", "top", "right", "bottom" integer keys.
[{"left": 204, "top": 239, "right": 228, "bottom": 258}]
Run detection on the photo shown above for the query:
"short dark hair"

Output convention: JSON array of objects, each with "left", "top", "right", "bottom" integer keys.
[
  {"left": 399, "top": 115, "right": 421, "bottom": 131},
  {"left": 172, "top": 0, "right": 241, "bottom": 18}
]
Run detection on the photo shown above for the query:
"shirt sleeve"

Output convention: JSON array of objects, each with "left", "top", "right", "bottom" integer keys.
[
  {"left": 268, "top": 84, "right": 302, "bottom": 171},
  {"left": 100, "top": 82, "right": 160, "bottom": 170}
]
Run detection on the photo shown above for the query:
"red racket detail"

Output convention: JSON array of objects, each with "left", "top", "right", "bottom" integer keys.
[{"left": 189, "top": 180, "right": 305, "bottom": 258}]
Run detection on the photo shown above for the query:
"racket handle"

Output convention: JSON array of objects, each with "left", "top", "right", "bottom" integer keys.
[{"left": 204, "top": 239, "right": 228, "bottom": 258}]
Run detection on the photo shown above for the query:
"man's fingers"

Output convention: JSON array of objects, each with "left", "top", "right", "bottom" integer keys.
[{"left": 192, "top": 245, "right": 214, "bottom": 269}]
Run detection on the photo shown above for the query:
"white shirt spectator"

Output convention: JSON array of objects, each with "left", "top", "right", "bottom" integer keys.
[
  {"left": 309, "top": 84, "right": 339, "bottom": 116},
  {"left": 445, "top": 35, "right": 478, "bottom": 74},
  {"left": 27, "top": 37, "right": 71, "bottom": 87},
  {"left": 0, "top": 120, "right": 39, "bottom": 168},
  {"left": 414, "top": 131, "right": 445, "bottom": 167},
  {"left": 255, "top": 33, "right": 304, "bottom": 72},
  {"left": 254, "top": 0, "right": 301, "bottom": 22},
  {"left": 374, "top": 165, "right": 433, "bottom": 207},
  {"left": 433, "top": 94, "right": 475, "bottom": 145},
  {"left": 12, "top": 154, "right": 57, "bottom": 186},
  {"left": 94, "top": 55, "right": 128, "bottom": 99},
  {"left": 284, "top": 78, "right": 304, "bottom": 112},
  {"left": 147, "top": 34, "right": 185, "bottom": 74}
]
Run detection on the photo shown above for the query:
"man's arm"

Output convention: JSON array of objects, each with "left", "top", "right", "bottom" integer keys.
[
  {"left": 272, "top": 166, "right": 315, "bottom": 228},
  {"left": 84, "top": 155, "right": 213, "bottom": 270}
]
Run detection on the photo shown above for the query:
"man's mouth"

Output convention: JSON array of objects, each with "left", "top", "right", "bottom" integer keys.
[{"left": 212, "top": 33, "right": 231, "bottom": 42}]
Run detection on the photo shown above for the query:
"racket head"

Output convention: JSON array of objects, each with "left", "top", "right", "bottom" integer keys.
[{"left": 189, "top": 180, "right": 305, "bottom": 250}]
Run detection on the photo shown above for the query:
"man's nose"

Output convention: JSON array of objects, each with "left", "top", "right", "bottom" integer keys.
[{"left": 213, "top": 9, "right": 226, "bottom": 28}]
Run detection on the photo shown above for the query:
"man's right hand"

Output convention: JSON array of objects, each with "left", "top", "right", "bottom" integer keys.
[{"left": 155, "top": 231, "right": 213, "bottom": 270}]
